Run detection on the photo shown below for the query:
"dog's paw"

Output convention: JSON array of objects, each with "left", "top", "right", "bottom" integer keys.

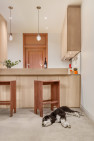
[
  {"left": 68, "top": 124, "right": 71, "bottom": 128},
  {"left": 73, "top": 112, "right": 80, "bottom": 118},
  {"left": 61, "top": 120, "right": 71, "bottom": 128}
]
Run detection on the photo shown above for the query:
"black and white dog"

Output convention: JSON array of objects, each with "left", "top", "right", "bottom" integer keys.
[{"left": 42, "top": 106, "right": 83, "bottom": 128}]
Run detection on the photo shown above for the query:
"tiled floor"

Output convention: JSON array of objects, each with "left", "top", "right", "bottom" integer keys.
[{"left": 0, "top": 108, "right": 94, "bottom": 141}]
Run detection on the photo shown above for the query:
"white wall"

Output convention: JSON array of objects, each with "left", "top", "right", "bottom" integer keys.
[
  {"left": 48, "top": 33, "right": 69, "bottom": 68},
  {"left": 8, "top": 33, "right": 23, "bottom": 68},
  {"left": 8, "top": 33, "right": 69, "bottom": 68},
  {"left": 81, "top": 0, "right": 94, "bottom": 120}
]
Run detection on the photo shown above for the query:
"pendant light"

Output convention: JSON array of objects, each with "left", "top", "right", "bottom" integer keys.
[
  {"left": 36, "top": 6, "right": 41, "bottom": 41},
  {"left": 8, "top": 6, "right": 13, "bottom": 41}
]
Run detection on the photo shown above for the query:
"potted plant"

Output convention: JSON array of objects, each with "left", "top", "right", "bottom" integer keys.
[
  {"left": 4, "top": 59, "right": 21, "bottom": 68},
  {"left": 73, "top": 68, "right": 78, "bottom": 74}
]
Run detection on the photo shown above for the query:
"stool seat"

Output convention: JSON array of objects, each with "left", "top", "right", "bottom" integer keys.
[
  {"left": 0, "top": 81, "right": 16, "bottom": 117},
  {"left": 34, "top": 80, "right": 60, "bottom": 117}
]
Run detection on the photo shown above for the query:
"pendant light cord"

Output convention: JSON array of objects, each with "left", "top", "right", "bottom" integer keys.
[
  {"left": 38, "top": 9, "right": 39, "bottom": 34},
  {"left": 10, "top": 8, "right": 11, "bottom": 34}
]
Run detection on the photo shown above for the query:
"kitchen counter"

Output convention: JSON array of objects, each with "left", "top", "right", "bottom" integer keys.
[
  {"left": 0, "top": 68, "right": 81, "bottom": 108},
  {"left": 0, "top": 68, "right": 69, "bottom": 76},
  {"left": 0, "top": 68, "right": 80, "bottom": 76}
]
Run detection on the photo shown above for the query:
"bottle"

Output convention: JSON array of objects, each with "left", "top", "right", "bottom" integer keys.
[
  {"left": 44, "top": 58, "right": 47, "bottom": 69},
  {"left": 68, "top": 64, "right": 73, "bottom": 74}
]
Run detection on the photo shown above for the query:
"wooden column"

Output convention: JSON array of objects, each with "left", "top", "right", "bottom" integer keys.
[{"left": 0, "top": 15, "right": 7, "bottom": 68}]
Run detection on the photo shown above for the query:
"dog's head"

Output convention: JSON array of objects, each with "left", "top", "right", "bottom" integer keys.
[{"left": 42, "top": 115, "right": 56, "bottom": 127}]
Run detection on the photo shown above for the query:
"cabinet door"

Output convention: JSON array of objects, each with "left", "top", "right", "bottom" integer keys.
[
  {"left": 61, "top": 12, "right": 67, "bottom": 60},
  {"left": 67, "top": 6, "right": 81, "bottom": 51},
  {"left": 66, "top": 75, "right": 81, "bottom": 107}
]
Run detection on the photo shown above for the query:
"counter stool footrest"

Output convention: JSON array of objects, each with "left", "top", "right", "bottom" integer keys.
[
  {"left": 0, "top": 101, "right": 11, "bottom": 105},
  {"left": 43, "top": 100, "right": 58, "bottom": 104}
]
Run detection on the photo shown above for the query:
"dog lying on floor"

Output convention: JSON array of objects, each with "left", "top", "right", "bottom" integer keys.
[{"left": 42, "top": 106, "right": 83, "bottom": 128}]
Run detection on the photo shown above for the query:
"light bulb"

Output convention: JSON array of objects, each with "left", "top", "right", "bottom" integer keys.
[
  {"left": 36, "top": 34, "right": 41, "bottom": 41},
  {"left": 9, "top": 33, "right": 13, "bottom": 41}
]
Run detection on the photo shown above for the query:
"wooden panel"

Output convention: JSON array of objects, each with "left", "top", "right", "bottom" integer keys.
[
  {"left": 0, "top": 75, "right": 81, "bottom": 108},
  {"left": 61, "top": 11, "right": 67, "bottom": 60},
  {"left": 26, "top": 48, "right": 45, "bottom": 68},
  {"left": 23, "top": 33, "right": 47, "bottom": 46},
  {"left": 16, "top": 76, "right": 37, "bottom": 108},
  {"left": 61, "top": 6, "right": 81, "bottom": 61},
  {"left": 0, "top": 15, "right": 7, "bottom": 68},
  {"left": 59, "top": 75, "right": 81, "bottom": 107},
  {"left": 67, "top": 6, "right": 81, "bottom": 51},
  {"left": 23, "top": 33, "right": 48, "bottom": 68},
  {"left": 66, "top": 75, "right": 81, "bottom": 107},
  {"left": 59, "top": 76, "right": 69, "bottom": 106}
]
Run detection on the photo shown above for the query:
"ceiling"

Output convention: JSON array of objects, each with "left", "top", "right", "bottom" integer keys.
[{"left": 0, "top": 0, "right": 82, "bottom": 33}]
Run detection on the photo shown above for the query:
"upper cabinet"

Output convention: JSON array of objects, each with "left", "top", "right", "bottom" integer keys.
[{"left": 61, "top": 6, "right": 81, "bottom": 61}]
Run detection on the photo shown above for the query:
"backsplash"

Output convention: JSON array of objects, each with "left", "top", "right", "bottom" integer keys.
[{"left": 72, "top": 53, "right": 81, "bottom": 74}]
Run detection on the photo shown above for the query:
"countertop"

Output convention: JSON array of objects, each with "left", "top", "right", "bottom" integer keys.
[{"left": 0, "top": 68, "right": 80, "bottom": 76}]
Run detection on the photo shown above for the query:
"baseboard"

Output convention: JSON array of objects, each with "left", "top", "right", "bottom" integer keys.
[{"left": 80, "top": 105, "right": 94, "bottom": 123}]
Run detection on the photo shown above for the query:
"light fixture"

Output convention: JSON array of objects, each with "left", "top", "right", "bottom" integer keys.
[
  {"left": 44, "top": 17, "right": 47, "bottom": 20},
  {"left": 8, "top": 6, "right": 13, "bottom": 41},
  {"left": 45, "top": 26, "right": 48, "bottom": 30},
  {"left": 36, "top": 6, "right": 41, "bottom": 41}
]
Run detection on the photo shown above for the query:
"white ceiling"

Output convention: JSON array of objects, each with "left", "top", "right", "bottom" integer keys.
[{"left": 0, "top": 0, "right": 82, "bottom": 33}]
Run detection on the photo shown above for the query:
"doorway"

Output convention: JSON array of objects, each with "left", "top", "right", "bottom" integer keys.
[{"left": 23, "top": 33, "right": 48, "bottom": 68}]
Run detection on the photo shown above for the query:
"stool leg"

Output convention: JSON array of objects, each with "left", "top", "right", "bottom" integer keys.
[
  {"left": 40, "top": 108, "right": 43, "bottom": 117},
  {"left": 10, "top": 81, "right": 16, "bottom": 117},
  {"left": 51, "top": 105, "right": 54, "bottom": 111},
  {"left": 10, "top": 103, "right": 13, "bottom": 117},
  {"left": 34, "top": 108, "right": 37, "bottom": 114},
  {"left": 51, "top": 82, "right": 60, "bottom": 111},
  {"left": 34, "top": 81, "right": 38, "bottom": 114},
  {"left": 38, "top": 82, "right": 43, "bottom": 117},
  {"left": 57, "top": 81, "right": 60, "bottom": 108},
  {"left": 13, "top": 81, "right": 16, "bottom": 113}
]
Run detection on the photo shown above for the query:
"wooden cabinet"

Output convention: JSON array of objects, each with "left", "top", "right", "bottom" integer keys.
[
  {"left": 0, "top": 72, "right": 81, "bottom": 108},
  {"left": 61, "top": 6, "right": 81, "bottom": 61},
  {"left": 23, "top": 33, "right": 48, "bottom": 68},
  {"left": 59, "top": 75, "right": 81, "bottom": 107}
]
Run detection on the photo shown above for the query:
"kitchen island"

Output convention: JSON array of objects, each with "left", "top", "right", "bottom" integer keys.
[{"left": 0, "top": 68, "right": 81, "bottom": 108}]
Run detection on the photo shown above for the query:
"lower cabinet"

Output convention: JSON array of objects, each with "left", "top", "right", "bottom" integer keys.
[
  {"left": 59, "top": 75, "right": 81, "bottom": 107},
  {"left": 0, "top": 75, "right": 81, "bottom": 108}
]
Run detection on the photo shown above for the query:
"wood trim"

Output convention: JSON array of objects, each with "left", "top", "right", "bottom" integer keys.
[
  {"left": 23, "top": 34, "right": 25, "bottom": 68},
  {"left": 68, "top": 5, "right": 81, "bottom": 8},
  {"left": 23, "top": 33, "right": 48, "bottom": 36},
  {"left": 46, "top": 33, "right": 48, "bottom": 67},
  {"left": 24, "top": 45, "right": 46, "bottom": 48}
]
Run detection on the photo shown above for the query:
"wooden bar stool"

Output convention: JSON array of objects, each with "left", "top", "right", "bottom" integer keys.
[
  {"left": 34, "top": 80, "right": 60, "bottom": 117},
  {"left": 0, "top": 81, "right": 16, "bottom": 117}
]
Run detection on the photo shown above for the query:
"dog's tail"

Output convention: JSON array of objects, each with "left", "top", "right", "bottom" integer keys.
[{"left": 61, "top": 106, "right": 84, "bottom": 116}]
